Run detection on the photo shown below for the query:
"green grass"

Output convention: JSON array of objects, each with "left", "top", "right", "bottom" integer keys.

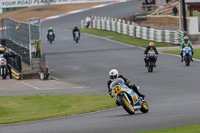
[
  {"left": 163, "top": 49, "right": 200, "bottom": 59},
  {"left": 80, "top": 28, "right": 173, "bottom": 47},
  {"left": 0, "top": 95, "right": 116, "bottom": 124},
  {"left": 139, "top": 124, "right": 200, "bottom": 133}
]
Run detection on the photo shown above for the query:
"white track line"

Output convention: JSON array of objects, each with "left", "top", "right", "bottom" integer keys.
[
  {"left": 50, "top": 75, "right": 60, "bottom": 81},
  {"left": 22, "top": 82, "right": 40, "bottom": 90}
]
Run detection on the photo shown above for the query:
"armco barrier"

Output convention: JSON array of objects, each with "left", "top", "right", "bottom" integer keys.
[{"left": 81, "top": 16, "right": 184, "bottom": 44}]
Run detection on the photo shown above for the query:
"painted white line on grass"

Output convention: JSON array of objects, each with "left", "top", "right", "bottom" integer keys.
[{"left": 22, "top": 82, "right": 40, "bottom": 90}]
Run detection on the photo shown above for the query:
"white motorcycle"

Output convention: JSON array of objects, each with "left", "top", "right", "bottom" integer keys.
[
  {"left": 0, "top": 55, "right": 7, "bottom": 79},
  {"left": 110, "top": 78, "right": 149, "bottom": 115}
]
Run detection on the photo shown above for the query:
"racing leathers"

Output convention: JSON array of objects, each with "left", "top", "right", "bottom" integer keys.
[
  {"left": 180, "top": 41, "right": 193, "bottom": 62},
  {"left": 107, "top": 75, "right": 145, "bottom": 98},
  {"left": 144, "top": 46, "right": 159, "bottom": 67},
  {"left": 72, "top": 27, "right": 81, "bottom": 41}
]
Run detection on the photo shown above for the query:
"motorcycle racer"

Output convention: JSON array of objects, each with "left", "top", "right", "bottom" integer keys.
[
  {"left": 144, "top": 42, "right": 159, "bottom": 67},
  {"left": 107, "top": 69, "right": 145, "bottom": 105},
  {"left": 180, "top": 36, "right": 193, "bottom": 62}
]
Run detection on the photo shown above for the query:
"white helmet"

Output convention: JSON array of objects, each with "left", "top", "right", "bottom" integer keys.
[{"left": 109, "top": 69, "right": 119, "bottom": 80}]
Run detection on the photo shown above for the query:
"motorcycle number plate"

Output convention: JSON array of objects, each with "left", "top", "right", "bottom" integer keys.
[
  {"left": 132, "top": 94, "right": 139, "bottom": 105},
  {"left": 113, "top": 85, "right": 121, "bottom": 94}
]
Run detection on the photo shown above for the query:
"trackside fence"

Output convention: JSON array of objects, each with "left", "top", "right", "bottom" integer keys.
[{"left": 81, "top": 16, "right": 184, "bottom": 44}]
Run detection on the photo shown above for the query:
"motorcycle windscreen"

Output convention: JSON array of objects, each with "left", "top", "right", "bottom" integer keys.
[
  {"left": 75, "top": 31, "right": 79, "bottom": 36},
  {"left": 48, "top": 32, "right": 53, "bottom": 36},
  {"left": 110, "top": 78, "right": 125, "bottom": 90}
]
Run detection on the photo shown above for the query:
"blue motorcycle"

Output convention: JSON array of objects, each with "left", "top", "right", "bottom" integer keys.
[
  {"left": 110, "top": 78, "right": 149, "bottom": 115},
  {"left": 74, "top": 31, "right": 80, "bottom": 43},
  {"left": 48, "top": 31, "right": 54, "bottom": 44},
  {"left": 183, "top": 47, "right": 192, "bottom": 66}
]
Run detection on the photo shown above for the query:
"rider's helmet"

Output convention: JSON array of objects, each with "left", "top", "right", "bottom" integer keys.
[
  {"left": 149, "top": 42, "right": 154, "bottom": 47},
  {"left": 49, "top": 27, "right": 53, "bottom": 30},
  {"left": 0, "top": 44, "right": 5, "bottom": 53},
  {"left": 184, "top": 36, "right": 189, "bottom": 43},
  {"left": 109, "top": 69, "right": 119, "bottom": 80}
]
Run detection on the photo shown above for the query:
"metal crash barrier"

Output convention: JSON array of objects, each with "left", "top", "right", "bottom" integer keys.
[{"left": 7, "top": 51, "right": 22, "bottom": 73}]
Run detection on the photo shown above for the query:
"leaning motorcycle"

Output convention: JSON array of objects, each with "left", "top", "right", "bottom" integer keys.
[
  {"left": 74, "top": 31, "right": 80, "bottom": 43},
  {"left": 110, "top": 78, "right": 149, "bottom": 115},
  {"left": 183, "top": 47, "right": 192, "bottom": 66},
  {"left": 48, "top": 31, "right": 54, "bottom": 44},
  {"left": 146, "top": 49, "right": 157, "bottom": 72},
  {"left": 0, "top": 55, "right": 7, "bottom": 79}
]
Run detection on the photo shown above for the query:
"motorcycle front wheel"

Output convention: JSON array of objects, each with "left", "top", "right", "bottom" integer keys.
[
  {"left": 140, "top": 101, "right": 149, "bottom": 113},
  {"left": 119, "top": 94, "right": 135, "bottom": 115},
  {"left": 147, "top": 61, "right": 153, "bottom": 72},
  {"left": 185, "top": 56, "right": 190, "bottom": 66}
]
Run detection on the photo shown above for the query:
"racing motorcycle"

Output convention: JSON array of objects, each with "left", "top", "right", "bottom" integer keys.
[
  {"left": 48, "top": 31, "right": 54, "bottom": 44},
  {"left": 0, "top": 55, "right": 7, "bottom": 79},
  {"left": 110, "top": 78, "right": 149, "bottom": 115},
  {"left": 74, "top": 31, "right": 80, "bottom": 43},
  {"left": 183, "top": 46, "right": 192, "bottom": 66},
  {"left": 146, "top": 49, "right": 157, "bottom": 72}
]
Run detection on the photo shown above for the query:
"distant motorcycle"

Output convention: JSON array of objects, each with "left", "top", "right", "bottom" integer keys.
[
  {"left": 74, "top": 31, "right": 80, "bottom": 43},
  {"left": 146, "top": 49, "right": 157, "bottom": 72},
  {"left": 183, "top": 47, "right": 192, "bottom": 66},
  {"left": 48, "top": 31, "right": 54, "bottom": 44},
  {"left": 110, "top": 78, "right": 149, "bottom": 115},
  {"left": 0, "top": 55, "right": 7, "bottom": 79}
]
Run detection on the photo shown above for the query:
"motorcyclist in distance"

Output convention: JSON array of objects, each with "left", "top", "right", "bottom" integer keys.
[
  {"left": 144, "top": 42, "right": 159, "bottom": 67},
  {"left": 107, "top": 69, "right": 145, "bottom": 106},
  {"left": 180, "top": 36, "right": 194, "bottom": 62},
  {"left": 47, "top": 27, "right": 55, "bottom": 41},
  {"left": 72, "top": 26, "right": 81, "bottom": 41}
]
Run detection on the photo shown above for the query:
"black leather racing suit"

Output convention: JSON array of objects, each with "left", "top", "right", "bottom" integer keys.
[
  {"left": 107, "top": 75, "right": 145, "bottom": 98},
  {"left": 47, "top": 29, "right": 55, "bottom": 41},
  {"left": 144, "top": 46, "right": 159, "bottom": 66}
]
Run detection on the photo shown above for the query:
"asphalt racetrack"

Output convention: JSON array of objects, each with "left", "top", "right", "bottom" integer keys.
[{"left": 1, "top": 0, "right": 200, "bottom": 133}]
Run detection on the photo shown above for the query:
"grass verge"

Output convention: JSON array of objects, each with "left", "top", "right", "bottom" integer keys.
[
  {"left": 80, "top": 28, "right": 173, "bottom": 47},
  {"left": 139, "top": 124, "right": 200, "bottom": 133},
  {"left": 0, "top": 95, "right": 116, "bottom": 124},
  {"left": 163, "top": 49, "right": 200, "bottom": 59}
]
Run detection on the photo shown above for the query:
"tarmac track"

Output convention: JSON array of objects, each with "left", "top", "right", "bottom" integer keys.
[{"left": 1, "top": 0, "right": 200, "bottom": 133}]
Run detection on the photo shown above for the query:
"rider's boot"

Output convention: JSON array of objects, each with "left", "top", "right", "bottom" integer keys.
[
  {"left": 181, "top": 58, "right": 183, "bottom": 62},
  {"left": 130, "top": 85, "right": 145, "bottom": 98},
  {"left": 191, "top": 58, "right": 193, "bottom": 62}
]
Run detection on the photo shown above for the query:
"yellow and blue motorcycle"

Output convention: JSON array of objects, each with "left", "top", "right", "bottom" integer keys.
[{"left": 110, "top": 78, "right": 149, "bottom": 115}]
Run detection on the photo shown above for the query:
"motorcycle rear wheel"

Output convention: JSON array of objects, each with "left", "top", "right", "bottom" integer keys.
[{"left": 119, "top": 94, "right": 135, "bottom": 115}]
